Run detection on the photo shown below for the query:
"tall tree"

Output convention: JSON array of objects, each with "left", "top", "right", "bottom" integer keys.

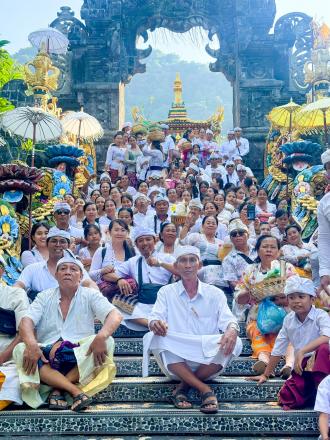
[{"left": 0, "top": 40, "right": 23, "bottom": 113}]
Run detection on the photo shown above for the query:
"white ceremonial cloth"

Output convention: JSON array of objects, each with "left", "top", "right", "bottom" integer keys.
[
  {"left": 234, "top": 137, "right": 249, "bottom": 156},
  {"left": 0, "top": 363, "right": 22, "bottom": 404},
  {"left": 317, "top": 192, "right": 330, "bottom": 277},
  {"left": 143, "top": 280, "right": 242, "bottom": 376},
  {"left": 24, "top": 286, "right": 116, "bottom": 345}
]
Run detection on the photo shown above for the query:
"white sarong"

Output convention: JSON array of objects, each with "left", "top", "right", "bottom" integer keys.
[
  {"left": 142, "top": 330, "right": 242, "bottom": 379},
  {"left": 0, "top": 362, "right": 22, "bottom": 405}
]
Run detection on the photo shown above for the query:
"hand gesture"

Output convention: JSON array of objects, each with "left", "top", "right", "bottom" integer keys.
[
  {"left": 118, "top": 279, "right": 133, "bottom": 296},
  {"left": 86, "top": 334, "right": 108, "bottom": 367},
  {"left": 219, "top": 328, "right": 237, "bottom": 356},
  {"left": 319, "top": 275, "right": 330, "bottom": 296},
  {"left": 184, "top": 213, "right": 196, "bottom": 228},
  {"left": 150, "top": 320, "right": 168, "bottom": 336},
  {"left": 23, "top": 343, "right": 48, "bottom": 375},
  {"left": 102, "top": 265, "right": 115, "bottom": 275},
  {"left": 146, "top": 256, "right": 159, "bottom": 267},
  {"left": 246, "top": 374, "right": 268, "bottom": 385}
]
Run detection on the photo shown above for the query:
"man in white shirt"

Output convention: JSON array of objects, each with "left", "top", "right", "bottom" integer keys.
[
  {"left": 204, "top": 153, "right": 226, "bottom": 179},
  {"left": 144, "top": 245, "right": 242, "bottom": 413},
  {"left": 318, "top": 149, "right": 330, "bottom": 296},
  {"left": 234, "top": 127, "right": 249, "bottom": 156},
  {"left": 15, "top": 229, "right": 97, "bottom": 297},
  {"left": 16, "top": 254, "right": 122, "bottom": 411},
  {"left": 53, "top": 202, "right": 84, "bottom": 242},
  {"left": 112, "top": 228, "right": 175, "bottom": 330},
  {"left": 133, "top": 194, "right": 151, "bottom": 225},
  {"left": 0, "top": 258, "right": 29, "bottom": 409},
  {"left": 145, "top": 195, "right": 171, "bottom": 235},
  {"left": 220, "top": 131, "right": 237, "bottom": 160}
]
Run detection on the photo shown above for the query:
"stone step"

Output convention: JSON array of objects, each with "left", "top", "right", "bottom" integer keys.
[
  {"left": 0, "top": 402, "right": 317, "bottom": 437},
  {"left": 95, "top": 376, "right": 283, "bottom": 403},
  {"left": 114, "top": 337, "right": 251, "bottom": 356},
  {"left": 106, "top": 323, "right": 247, "bottom": 339},
  {"left": 16, "top": 437, "right": 318, "bottom": 440},
  {"left": 115, "top": 356, "right": 284, "bottom": 377}
]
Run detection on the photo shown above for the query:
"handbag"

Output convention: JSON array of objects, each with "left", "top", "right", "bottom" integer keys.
[
  {"left": 137, "top": 256, "right": 164, "bottom": 305},
  {"left": 0, "top": 307, "right": 16, "bottom": 335}
]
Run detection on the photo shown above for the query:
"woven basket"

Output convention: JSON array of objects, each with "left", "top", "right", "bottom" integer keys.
[
  {"left": 248, "top": 276, "right": 287, "bottom": 302},
  {"left": 171, "top": 215, "right": 187, "bottom": 226},
  {"left": 147, "top": 130, "right": 165, "bottom": 142}
]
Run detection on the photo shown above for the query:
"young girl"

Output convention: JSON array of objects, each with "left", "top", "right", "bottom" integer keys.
[
  {"left": 79, "top": 224, "right": 102, "bottom": 271},
  {"left": 250, "top": 276, "right": 330, "bottom": 410}
]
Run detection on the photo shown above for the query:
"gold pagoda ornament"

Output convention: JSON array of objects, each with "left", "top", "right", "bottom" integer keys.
[
  {"left": 168, "top": 73, "right": 187, "bottom": 120},
  {"left": 24, "top": 44, "right": 60, "bottom": 100},
  {"left": 304, "top": 21, "right": 330, "bottom": 101}
]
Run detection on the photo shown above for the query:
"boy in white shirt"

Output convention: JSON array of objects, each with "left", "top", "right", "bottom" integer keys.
[
  {"left": 249, "top": 276, "right": 330, "bottom": 410},
  {"left": 315, "top": 374, "right": 330, "bottom": 440}
]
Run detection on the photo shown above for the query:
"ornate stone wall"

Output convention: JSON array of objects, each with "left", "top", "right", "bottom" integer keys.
[{"left": 1, "top": 2, "right": 313, "bottom": 177}]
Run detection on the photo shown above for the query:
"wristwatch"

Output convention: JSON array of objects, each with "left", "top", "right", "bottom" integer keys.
[{"left": 227, "top": 322, "right": 240, "bottom": 333}]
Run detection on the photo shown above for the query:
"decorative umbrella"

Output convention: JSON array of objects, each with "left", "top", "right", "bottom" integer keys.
[
  {"left": 28, "top": 27, "right": 69, "bottom": 55},
  {"left": 0, "top": 106, "right": 63, "bottom": 167},
  {"left": 267, "top": 99, "right": 301, "bottom": 132},
  {"left": 296, "top": 98, "right": 330, "bottom": 145},
  {"left": 62, "top": 109, "right": 104, "bottom": 144}
]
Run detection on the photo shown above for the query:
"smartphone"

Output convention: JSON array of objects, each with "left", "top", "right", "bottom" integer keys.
[{"left": 247, "top": 204, "right": 256, "bottom": 221}]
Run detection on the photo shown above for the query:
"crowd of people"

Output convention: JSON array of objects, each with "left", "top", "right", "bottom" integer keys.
[{"left": 0, "top": 122, "right": 329, "bottom": 438}]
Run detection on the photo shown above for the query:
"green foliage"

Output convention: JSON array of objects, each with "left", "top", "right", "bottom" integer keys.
[
  {"left": 0, "top": 40, "right": 24, "bottom": 113},
  {"left": 125, "top": 50, "right": 233, "bottom": 130}
]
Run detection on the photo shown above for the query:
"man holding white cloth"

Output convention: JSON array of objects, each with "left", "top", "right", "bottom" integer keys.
[{"left": 143, "top": 245, "right": 242, "bottom": 414}]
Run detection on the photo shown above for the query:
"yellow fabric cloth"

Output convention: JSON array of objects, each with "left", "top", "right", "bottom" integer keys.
[
  {"left": 0, "top": 372, "right": 11, "bottom": 411},
  {"left": 247, "top": 320, "right": 277, "bottom": 358},
  {"left": 13, "top": 335, "right": 116, "bottom": 409},
  {"left": 294, "top": 267, "right": 312, "bottom": 279}
]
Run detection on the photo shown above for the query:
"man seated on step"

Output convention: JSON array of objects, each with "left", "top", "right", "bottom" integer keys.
[
  {"left": 0, "top": 255, "right": 30, "bottom": 410},
  {"left": 111, "top": 227, "right": 176, "bottom": 331},
  {"left": 14, "top": 253, "right": 122, "bottom": 411},
  {"left": 143, "top": 245, "right": 242, "bottom": 414},
  {"left": 53, "top": 201, "right": 84, "bottom": 244},
  {"left": 14, "top": 228, "right": 98, "bottom": 300}
]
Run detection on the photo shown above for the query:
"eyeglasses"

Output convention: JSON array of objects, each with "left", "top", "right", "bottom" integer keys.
[
  {"left": 230, "top": 231, "right": 246, "bottom": 238},
  {"left": 226, "top": 165, "right": 234, "bottom": 168},
  {"left": 49, "top": 239, "right": 68, "bottom": 245},
  {"left": 55, "top": 210, "right": 70, "bottom": 215}
]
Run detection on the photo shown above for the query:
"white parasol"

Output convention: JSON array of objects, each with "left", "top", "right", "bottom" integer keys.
[
  {"left": 28, "top": 27, "right": 69, "bottom": 54},
  {"left": 0, "top": 106, "right": 62, "bottom": 166},
  {"left": 62, "top": 110, "right": 104, "bottom": 143}
]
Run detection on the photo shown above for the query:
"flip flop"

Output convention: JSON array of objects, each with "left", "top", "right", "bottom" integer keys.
[
  {"left": 71, "top": 393, "right": 93, "bottom": 412},
  {"left": 48, "top": 393, "right": 68, "bottom": 410},
  {"left": 172, "top": 390, "right": 192, "bottom": 409},
  {"left": 200, "top": 391, "right": 218, "bottom": 414}
]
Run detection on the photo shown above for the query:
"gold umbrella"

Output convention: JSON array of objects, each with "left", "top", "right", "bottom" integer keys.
[
  {"left": 296, "top": 98, "right": 330, "bottom": 145},
  {"left": 267, "top": 99, "right": 301, "bottom": 132}
]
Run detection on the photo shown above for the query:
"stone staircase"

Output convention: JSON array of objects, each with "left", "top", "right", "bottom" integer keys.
[{"left": 0, "top": 323, "right": 319, "bottom": 438}]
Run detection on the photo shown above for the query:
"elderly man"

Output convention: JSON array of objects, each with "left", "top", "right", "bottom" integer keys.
[
  {"left": 15, "top": 229, "right": 97, "bottom": 298},
  {"left": 143, "top": 246, "right": 242, "bottom": 413},
  {"left": 53, "top": 202, "right": 83, "bottom": 242},
  {"left": 233, "top": 156, "right": 253, "bottom": 177},
  {"left": 133, "top": 194, "right": 151, "bottom": 224},
  {"left": 204, "top": 153, "right": 226, "bottom": 179},
  {"left": 111, "top": 228, "right": 176, "bottom": 330},
  {"left": 318, "top": 149, "right": 330, "bottom": 296},
  {"left": 233, "top": 127, "right": 249, "bottom": 156},
  {"left": 0, "top": 256, "right": 29, "bottom": 410},
  {"left": 15, "top": 254, "right": 122, "bottom": 411}
]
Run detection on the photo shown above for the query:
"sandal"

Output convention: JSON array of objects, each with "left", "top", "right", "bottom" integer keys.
[
  {"left": 252, "top": 360, "right": 267, "bottom": 375},
  {"left": 48, "top": 393, "right": 68, "bottom": 410},
  {"left": 71, "top": 393, "right": 93, "bottom": 412},
  {"left": 172, "top": 389, "right": 192, "bottom": 409},
  {"left": 280, "top": 365, "right": 292, "bottom": 380},
  {"left": 200, "top": 391, "right": 218, "bottom": 414}
]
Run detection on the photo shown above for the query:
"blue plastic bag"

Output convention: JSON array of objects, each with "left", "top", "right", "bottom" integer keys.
[{"left": 256, "top": 298, "right": 287, "bottom": 335}]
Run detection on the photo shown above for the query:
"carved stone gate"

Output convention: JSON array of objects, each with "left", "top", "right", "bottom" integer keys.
[{"left": 6, "top": 1, "right": 315, "bottom": 174}]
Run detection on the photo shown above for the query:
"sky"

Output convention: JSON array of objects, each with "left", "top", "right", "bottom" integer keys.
[{"left": 1, "top": 0, "right": 330, "bottom": 62}]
